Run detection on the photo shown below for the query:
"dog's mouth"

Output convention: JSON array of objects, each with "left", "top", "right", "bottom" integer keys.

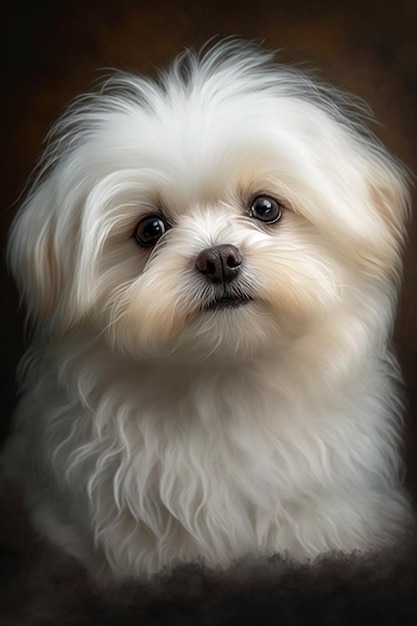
[{"left": 202, "top": 294, "right": 253, "bottom": 311}]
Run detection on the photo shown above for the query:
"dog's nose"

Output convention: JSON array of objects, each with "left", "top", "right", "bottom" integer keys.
[{"left": 195, "top": 244, "right": 242, "bottom": 283}]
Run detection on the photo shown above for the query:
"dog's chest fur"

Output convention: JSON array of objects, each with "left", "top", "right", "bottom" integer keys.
[{"left": 10, "top": 339, "right": 407, "bottom": 580}]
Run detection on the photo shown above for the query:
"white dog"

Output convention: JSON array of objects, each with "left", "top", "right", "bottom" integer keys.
[{"left": 3, "top": 40, "right": 412, "bottom": 583}]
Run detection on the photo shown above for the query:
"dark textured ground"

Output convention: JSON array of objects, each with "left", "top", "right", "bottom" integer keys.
[
  {"left": 1, "top": 1, "right": 417, "bottom": 623},
  {"left": 1, "top": 477, "right": 417, "bottom": 626}
]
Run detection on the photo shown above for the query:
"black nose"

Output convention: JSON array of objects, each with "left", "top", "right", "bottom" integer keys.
[{"left": 195, "top": 244, "right": 242, "bottom": 283}]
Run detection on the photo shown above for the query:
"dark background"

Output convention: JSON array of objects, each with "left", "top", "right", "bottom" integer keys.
[{"left": 1, "top": 2, "right": 417, "bottom": 623}]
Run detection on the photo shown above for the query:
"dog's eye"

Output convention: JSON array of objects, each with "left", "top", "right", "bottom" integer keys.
[
  {"left": 134, "top": 215, "right": 167, "bottom": 247},
  {"left": 249, "top": 196, "right": 282, "bottom": 224}
]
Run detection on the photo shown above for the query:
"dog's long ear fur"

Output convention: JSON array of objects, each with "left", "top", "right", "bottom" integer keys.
[
  {"left": 364, "top": 149, "right": 411, "bottom": 282},
  {"left": 367, "top": 142, "right": 411, "bottom": 242},
  {"left": 8, "top": 171, "right": 83, "bottom": 337}
]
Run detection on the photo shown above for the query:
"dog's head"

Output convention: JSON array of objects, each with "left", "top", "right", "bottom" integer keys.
[{"left": 9, "top": 41, "right": 410, "bottom": 362}]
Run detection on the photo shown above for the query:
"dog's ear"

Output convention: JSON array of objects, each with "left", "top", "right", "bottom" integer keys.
[
  {"left": 369, "top": 155, "right": 410, "bottom": 247},
  {"left": 8, "top": 175, "right": 82, "bottom": 336},
  {"left": 365, "top": 152, "right": 411, "bottom": 276}
]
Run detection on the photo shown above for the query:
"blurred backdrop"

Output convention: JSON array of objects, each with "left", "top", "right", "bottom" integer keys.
[{"left": 1, "top": 0, "right": 416, "bottom": 490}]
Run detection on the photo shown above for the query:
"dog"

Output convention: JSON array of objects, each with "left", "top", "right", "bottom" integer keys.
[{"left": 2, "top": 40, "right": 412, "bottom": 583}]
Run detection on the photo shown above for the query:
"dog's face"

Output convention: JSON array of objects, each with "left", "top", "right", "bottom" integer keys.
[{"left": 9, "top": 43, "right": 409, "bottom": 362}]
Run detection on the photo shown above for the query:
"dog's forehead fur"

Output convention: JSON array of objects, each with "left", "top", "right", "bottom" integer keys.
[
  {"left": 42, "top": 45, "right": 402, "bottom": 252},
  {"left": 48, "top": 45, "right": 348, "bottom": 203},
  {"left": 77, "top": 79, "right": 351, "bottom": 211}
]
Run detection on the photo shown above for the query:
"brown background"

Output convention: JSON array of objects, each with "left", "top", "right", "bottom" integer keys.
[{"left": 1, "top": 0, "right": 416, "bottom": 489}]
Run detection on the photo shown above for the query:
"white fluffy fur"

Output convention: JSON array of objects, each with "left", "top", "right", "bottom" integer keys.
[{"left": 2, "top": 40, "right": 412, "bottom": 582}]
